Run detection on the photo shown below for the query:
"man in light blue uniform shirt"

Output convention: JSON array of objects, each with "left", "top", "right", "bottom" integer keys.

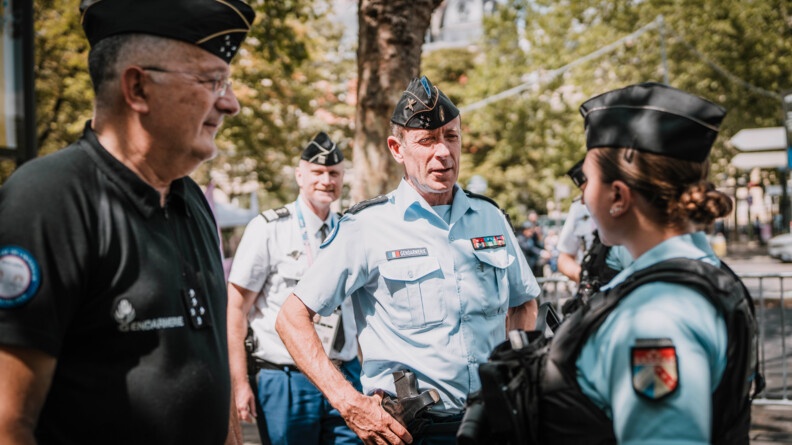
[{"left": 276, "top": 76, "right": 540, "bottom": 445}]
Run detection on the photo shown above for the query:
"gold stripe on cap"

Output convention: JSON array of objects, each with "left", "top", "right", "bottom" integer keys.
[
  {"left": 584, "top": 105, "right": 720, "bottom": 132},
  {"left": 196, "top": 28, "right": 250, "bottom": 45},
  {"left": 401, "top": 86, "right": 439, "bottom": 111},
  {"left": 215, "top": 0, "right": 253, "bottom": 28}
]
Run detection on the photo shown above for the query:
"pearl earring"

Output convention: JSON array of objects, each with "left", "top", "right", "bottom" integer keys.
[{"left": 609, "top": 206, "right": 622, "bottom": 216}]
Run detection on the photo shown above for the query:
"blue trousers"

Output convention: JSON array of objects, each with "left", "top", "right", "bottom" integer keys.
[{"left": 254, "top": 358, "right": 362, "bottom": 445}]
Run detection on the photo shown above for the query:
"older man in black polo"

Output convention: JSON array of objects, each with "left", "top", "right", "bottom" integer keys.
[{"left": 0, "top": 1, "right": 255, "bottom": 443}]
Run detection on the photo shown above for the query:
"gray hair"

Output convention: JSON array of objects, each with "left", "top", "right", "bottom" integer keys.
[{"left": 88, "top": 34, "right": 177, "bottom": 106}]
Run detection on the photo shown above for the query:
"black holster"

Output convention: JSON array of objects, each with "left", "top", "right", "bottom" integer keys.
[{"left": 377, "top": 369, "right": 441, "bottom": 436}]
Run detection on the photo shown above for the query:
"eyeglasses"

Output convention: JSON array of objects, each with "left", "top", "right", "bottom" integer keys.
[{"left": 140, "top": 66, "right": 232, "bottom": 97}]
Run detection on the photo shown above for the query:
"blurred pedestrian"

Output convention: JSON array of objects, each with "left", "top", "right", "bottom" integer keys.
[
  {"left": 227, "top": 132, "right": 361, "bottom": 445},
  {"left": 0, "top": 1, "right": 254, "bottom": 443},
  {"left": 517, "top": 221, "right": 550, "bottom": 278}
]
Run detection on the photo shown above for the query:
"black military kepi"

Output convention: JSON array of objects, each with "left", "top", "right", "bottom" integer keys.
[
  {"left": 301, "top": 132, "right": 343, "bottom": 166},
  {"left": 579, "top": 82, "right": 726, "bottom": 162},
  {"left": 391, "top": 76, "right": 460, "bottom": 130},
  {"left": 80, "top": 0, "right": 255, "bottom": 63}
]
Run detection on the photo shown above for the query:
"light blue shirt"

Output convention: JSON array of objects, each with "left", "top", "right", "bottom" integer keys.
[
  {"left": 294, "top": 180, "right": 541, "bottom": 411},
  {"left": 607, "top": 245, "right": 633, "bottom": 273},
  {"left": 577, "top": 232, "right": 728, "bottom": 444}
]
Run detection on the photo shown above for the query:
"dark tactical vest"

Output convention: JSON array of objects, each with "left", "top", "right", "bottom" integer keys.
[
  {"left": 460, "top": 258, "right": 760, "bottom": 445},
  {"left": 541, "top": 258, "right": 759, "bottom": 445}
]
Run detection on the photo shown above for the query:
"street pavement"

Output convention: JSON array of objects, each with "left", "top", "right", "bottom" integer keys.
[{"left": 239, "top": 241, "right": 792, "bottom": 445}]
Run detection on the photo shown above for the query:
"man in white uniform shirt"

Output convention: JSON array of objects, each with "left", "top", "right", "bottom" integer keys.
[{"left": 227, "top": 132, "right": 360, "bottom": 445}]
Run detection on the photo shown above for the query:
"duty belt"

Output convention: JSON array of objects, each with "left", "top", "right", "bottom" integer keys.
[{"left": 254, "top": 357, "right": 345, "bottom": 373}]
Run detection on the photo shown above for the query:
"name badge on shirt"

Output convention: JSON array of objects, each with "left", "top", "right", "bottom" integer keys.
[
  {"left": 386, "top": 247, "right": 428, "bottom": 260},
  {"left": 631, "top": 338, "right": 679, "bottom": 400},
  {"left": 470, "top": 235, "right": 506, "bottom": 250}
]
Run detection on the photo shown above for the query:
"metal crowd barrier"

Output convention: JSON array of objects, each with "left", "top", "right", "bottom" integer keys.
[
  {"left": 737, "top": 272, "right": 792, "bottom": 406},
  {"left": 536, "top": 273, "right": 792, "bottom": 406}
]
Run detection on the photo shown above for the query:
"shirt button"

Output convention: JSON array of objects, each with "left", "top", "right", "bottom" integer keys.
[
  {"left": 462, "top": 315, "right": 470, "bottom": 321},
  {"left": 450, "top": 236, "right": 455, "bottom": 241},
  {"left": 408, "top": 271, "right": 414, "bottom": 278}
]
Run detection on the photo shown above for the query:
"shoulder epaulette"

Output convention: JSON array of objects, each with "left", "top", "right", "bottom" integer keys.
[
  {"left": 464, "top": 189, "right": 516, "bottom": 233},
  {"left": 345, "top": 195, "right": 388, "bottom": 215},
  {"left": 463, "top": 189, "right": 500, "bottom": 209},
  {"left": 260, "top": 207, "right": 290, "bottom": 223}
]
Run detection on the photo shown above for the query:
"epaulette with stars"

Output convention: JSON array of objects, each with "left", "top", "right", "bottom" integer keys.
[
  {"left": 344, "top": 195, "right": 388, "bottom": 215},
  {"left": 464, "top": 189, "right": 516, "bottom": 234},
  {"left": 260, "top": 207, "right": 290, "bottom": 223}
]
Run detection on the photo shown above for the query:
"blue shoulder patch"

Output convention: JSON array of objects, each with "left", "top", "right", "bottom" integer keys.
[{"left": 0, "top": 245, "right": 42, "bottom": 308}]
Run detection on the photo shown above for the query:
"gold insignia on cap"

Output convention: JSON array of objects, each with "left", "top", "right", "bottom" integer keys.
[
  {"left": 439, "top": 106, "right": 445, "bottom": 122},
  {"left": 406, "top": 98, "right": 416, "bottom": 112}
]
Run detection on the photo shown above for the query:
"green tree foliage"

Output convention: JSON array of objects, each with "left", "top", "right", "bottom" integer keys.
[
  {"left": 198, "top": 0, "right": 357, "bottom": 208},
  {"left": 33, "top": 1, "right": 93, "bottom": 158},
  {"left": 434, "top": 0, "right": 792, "bottom": 222},
  {"left": 15, "top": 0, "right": 353, "bottom": 206}
]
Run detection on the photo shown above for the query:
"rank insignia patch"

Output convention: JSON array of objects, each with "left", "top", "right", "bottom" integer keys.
[
  {"left": 470, "top": 235, "right": 506, "bottom": 250},
  {"left": 631, "top": 338, "right": 679, "bottom": 400},
  {"left": 386, "top": 248, "right": 428, "bottom": 260},
  {"left": 261, "top": 207, "right": 290, "bottom": 223}
]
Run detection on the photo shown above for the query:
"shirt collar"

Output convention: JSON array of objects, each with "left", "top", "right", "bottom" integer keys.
[
  {"left": 80, "top": 121, "right": 188, "bottom": 219},
  {"left": 394, "top": 179, "right": 472, "bottom": 226},
  {"left": 602, "top": 231, "right": 718, "bottom": 290},
  {"left": 297, "top": 194, "right": 337, "bottom": 234}
]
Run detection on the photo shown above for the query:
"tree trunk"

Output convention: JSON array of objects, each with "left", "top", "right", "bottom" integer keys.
[{"left": 351, "top": 0, "right": 443, "bottom": 203}]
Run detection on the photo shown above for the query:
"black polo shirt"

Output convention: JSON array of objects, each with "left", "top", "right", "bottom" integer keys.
[{"left": 0, "top": 122, "right": 230, "bottom": 444}]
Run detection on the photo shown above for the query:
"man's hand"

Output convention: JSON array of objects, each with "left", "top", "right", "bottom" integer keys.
[
  {"left": 338, "top": 392, "right": 412, "bottom": 445},
  {"left": 226, "top": 283, "right": 260, "bottom": 424},
  {"left": 276, "top": 294, "right": 412, "bottom": 444},
  {"left": 233, "top": 378, "right": 257, "bottom": 423}
]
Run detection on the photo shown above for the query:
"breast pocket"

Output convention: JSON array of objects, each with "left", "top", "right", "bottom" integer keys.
[
  {"left": 378, "top": 257, "right": 446, "bottom": 329},
  {"left": 472, "top": 249, "right": 514, "bottom": 317},
  {"left": 277, "top": 261, "right": 304, "bottom": 288}
]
